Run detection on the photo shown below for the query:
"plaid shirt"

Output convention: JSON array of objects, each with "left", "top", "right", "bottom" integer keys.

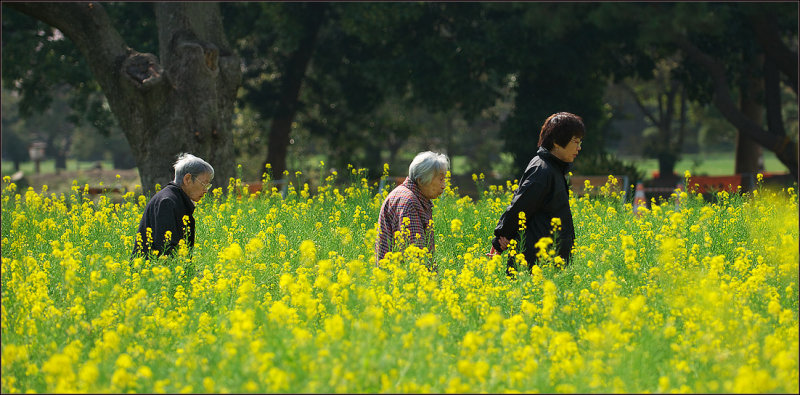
[{"left": 375, "top": 177, "right": 434, "bottom": 264}]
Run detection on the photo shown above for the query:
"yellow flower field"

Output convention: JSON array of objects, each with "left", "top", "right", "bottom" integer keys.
[{"left": 1, "top": 170, "right": 797, "bottom": 393}]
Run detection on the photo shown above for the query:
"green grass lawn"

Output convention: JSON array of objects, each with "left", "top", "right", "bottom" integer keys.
[
  {"left": 1, "top": 159, "right": 115, "bottom": 176},
  {"left": 619, "top": 150, "right": 788, "bottom": 177}
]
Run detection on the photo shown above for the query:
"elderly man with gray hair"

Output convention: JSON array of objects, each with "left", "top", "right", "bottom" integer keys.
[
  {"left": 375, "top": 151, "right": 449, "bottom": 269},
  {"left": 132, "top": 153, "right": 214, "bottom": 259}
]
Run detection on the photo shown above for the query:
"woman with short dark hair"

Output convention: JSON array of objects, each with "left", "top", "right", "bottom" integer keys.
[{"left": 490, "top": 112, "right": 585, "bottom": 274}]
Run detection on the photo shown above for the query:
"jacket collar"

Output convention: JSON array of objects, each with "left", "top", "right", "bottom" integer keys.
[
  {"left": 402, "top": 177, "right": 433, "bottom": 208},
  {"left": 537, "top": 146, "right": 573, "bottom": 175},
  {"left": 166, "top": 182, "right": 196, "bottom": 214}
]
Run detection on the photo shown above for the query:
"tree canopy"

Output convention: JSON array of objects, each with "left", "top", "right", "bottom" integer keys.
[{"left": 3, "top": 2, "right": 797, "bottom": 185}]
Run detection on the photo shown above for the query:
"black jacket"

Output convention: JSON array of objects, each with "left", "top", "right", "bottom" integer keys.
[
  {"left": 492, "top": 147, "right": 575, "bottom": 265},
  {"left": 132, "top": 182, "right": 196, "bottom": 258}
]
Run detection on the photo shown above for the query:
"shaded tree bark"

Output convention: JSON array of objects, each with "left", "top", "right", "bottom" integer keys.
[
  {"left": 751, "top": 13, "right": 798, "bottom": 94},
  {"left": 8, "top": 2, "right": 242, "bottom": 194},
  {"left": 763, "top": 56, "right": 788, "bottom": 148},
  {"left": 735, "top": 55, "right": 765, "bottom": 175}
]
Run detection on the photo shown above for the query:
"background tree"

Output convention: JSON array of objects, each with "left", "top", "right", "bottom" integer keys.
[
  {"left": 5, "top": 2, "right": 242, "bottom": 193},
  {"left": 2, "top": 4, "right": 142, "bottom": 170},
  {"left": 1, "top": 88, "right": 30, "bottom": 172},
  {"left": 221, "top": 2, "right": 327, "bottom": 181},
  {"left": 222, "top": 2, "right": 508, "bottom": 180},
  {"left": 618, "top": 57, "right": 694, "bottom": 178},
  {"left": 4, "top": 2, "right": 795, "bottom": 188},
  {"left": 485, "top": 3, "right": 656, "bottom": 174},
  {"left": 644, "top": 2, "right": 798, "bottom": 178}
]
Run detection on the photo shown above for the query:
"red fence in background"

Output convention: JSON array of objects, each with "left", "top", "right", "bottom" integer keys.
[{"left": 686, "top": 175, "right": 747, "bottom": 194}]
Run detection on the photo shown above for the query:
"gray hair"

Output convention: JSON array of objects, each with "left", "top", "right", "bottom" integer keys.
[
  {"left": 173, "top": 153, "right": 214, "bottom": 186},
  {"left": 408, "top": 151, "right": 449, "bottom": 185}
]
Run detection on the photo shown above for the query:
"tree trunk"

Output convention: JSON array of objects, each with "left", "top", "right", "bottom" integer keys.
[
  {"left": 262, "top": 4, "right": 327, "bottom": 180},
  {"left": 55, "top": 134, "right": 72, "bottom": 174},
  {"left": 751, "top": 12, "right": 798, "bottom": 95},
  {"left": 54, "top": 143, "right": 68, "bottom": 174},
  {"left": 9, "top": 2, "right": 242, "bottom": 195},
  {"left": 763, "top": 55, "right": 790, "bottom": 168},
  {"left": 364, "top": 139, "right": 383, "bottom": 181},
  {"left": 675, "top": 84, "right": 688, "bottom": 154},
  {"left": 657, "top": 83, "right": 677, "bottom": 178},
  {"left": 735, "top": 133, "right": 763, "bottom": 175},
  {"left": 735, "top": 56, "right": 765, "bottom": 175},
  {"left": 657, "top": 152, "right": 677, "bottom": 178}
]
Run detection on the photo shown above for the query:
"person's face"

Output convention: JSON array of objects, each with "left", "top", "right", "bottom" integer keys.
[
  {"left": 182, "top": 172, "right": 212, "bottom": 202},
  {"left": 552, "top": 136, "right": 582, "bottom": 163},
  {"left": 419, "top": 171, "right": 446, "bottom": 200}
]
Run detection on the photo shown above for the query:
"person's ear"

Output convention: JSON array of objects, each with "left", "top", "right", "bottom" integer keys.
[{"left": 183, "top": 173, "right": 193, "bottom": 185}]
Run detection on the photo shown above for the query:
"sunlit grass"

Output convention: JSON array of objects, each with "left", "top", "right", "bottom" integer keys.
[{"left": 620, "top": 150, "right": 788, "bottom": 176}]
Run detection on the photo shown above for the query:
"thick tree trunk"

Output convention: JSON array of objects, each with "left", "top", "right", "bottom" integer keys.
[
  {"left": 265, "top": 117, "right": 293, "bottom": 181},
  {"left": 735, "top": 134, "right": 763, "bottom": 175},
  {"left": 262, "top": 4, "right": 326, "bottom": 179},
  {"left": 9, "top": 2, "right": 242, "bottom": 194},
  {"left": 763, "top": 56, "right": 790, "bottom": 167}
]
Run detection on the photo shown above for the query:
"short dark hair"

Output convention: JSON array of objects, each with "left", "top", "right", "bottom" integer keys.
[{"left": 537, "top": 112, "right": 585, "bottom": 150}]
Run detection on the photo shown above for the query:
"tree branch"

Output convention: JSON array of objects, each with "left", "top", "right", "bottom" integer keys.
[
  {"left": 675, "top": 34, "right": 797, "bottom": 177},
  {"left": 7, "top": 3, "right": 169, "bottom": 106},
  {"left": 620, "top": 82, "right": 660, "bottom": 126},
  {"left": 764, "top": 56, "right": 787, "bottom": 140}
]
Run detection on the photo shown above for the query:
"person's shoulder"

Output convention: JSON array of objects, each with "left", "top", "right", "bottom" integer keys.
[
  {"left": 525, "top": 155, "right": 550, "bottom": 174},
  {"left": 152, "top": 193, "right": 178, "bottom": 208},
  {"left": 386, "top": 184, "right": 416, "bottom": 203},
  {"left": 150, "top": 186, "right": 182, "bottom": 205},
  {"left": 522, "top": 156, "right": 559, "bottom": 184},
  {"left": 153, "top": 185, "right": 179, "bottom": 198},
  {"left": 389, "top": 183, "right": 414, "bottom": 196}
]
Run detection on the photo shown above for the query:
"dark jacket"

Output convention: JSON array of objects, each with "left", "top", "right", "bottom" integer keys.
[
  {"left": 132, "top": 182, "right": 196, "bottom": 259},
  {"left": 492, "top": 147, "right": 575, "bottom": 266}
]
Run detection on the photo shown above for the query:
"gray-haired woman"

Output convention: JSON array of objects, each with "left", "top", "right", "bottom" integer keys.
[{"left": 375, "top": 151, "right": 449, "bottom": 269}]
